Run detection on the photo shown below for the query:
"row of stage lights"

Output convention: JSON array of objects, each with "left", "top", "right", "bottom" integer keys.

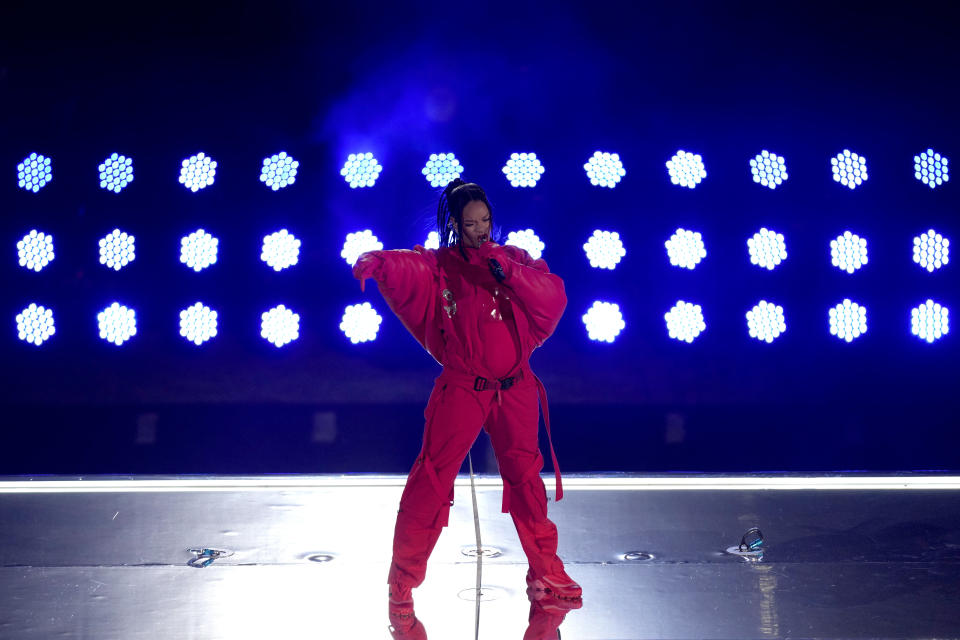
[
  {"left": 13, "top": 226, "right": 952, "bottom": 347},
  {"left": 14, "top": 226, "right": 952, "bottom": 274},
  {"left": 15, "top": 148, "right": 951, "bottom": 193},
  {"left": 14, "top": 297, "right": 950, "bottom": 348}
]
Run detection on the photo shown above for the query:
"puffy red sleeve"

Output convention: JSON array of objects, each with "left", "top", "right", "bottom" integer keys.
[
  {"left": 482, "top": 243, "right": 567, "bottom": 346},
  {"left": 352, "top": 247, "right": 438, "bottom": 348}
]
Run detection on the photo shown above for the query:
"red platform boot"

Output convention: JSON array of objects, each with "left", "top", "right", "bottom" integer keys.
[
  {"left": 388, "top": 584, "right": 428, "bottom": 640},
  {"left": 526, "top": 567, "right": 583, "bottom": 602}
]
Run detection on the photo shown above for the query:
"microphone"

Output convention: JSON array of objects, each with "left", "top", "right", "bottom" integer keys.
[{"left": 488, "top": 257, "right": 506, "bottom": 283}]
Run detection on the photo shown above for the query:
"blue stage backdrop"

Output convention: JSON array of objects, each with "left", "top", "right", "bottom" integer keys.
[{"left": 1, "top": 2, "right": 957, "bottom": 474}]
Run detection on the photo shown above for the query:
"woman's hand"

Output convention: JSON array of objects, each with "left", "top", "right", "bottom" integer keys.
[{"left": 478, "top": 240, "right": 501, "bottom": 259}]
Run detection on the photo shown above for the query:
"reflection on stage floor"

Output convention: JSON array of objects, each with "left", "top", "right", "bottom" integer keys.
[{"left": 1, "top": 474, "right": 959, "bottom": 639}]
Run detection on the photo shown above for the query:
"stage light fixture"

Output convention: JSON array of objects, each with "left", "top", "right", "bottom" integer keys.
[
  {"left": 583, "top": 230, "right": 626, "bottom": 269},
  {"left": 502, "top": 152, "right": 545, "bottom": 187},
  {"left": 260, "top": 152, "right": 299, "bottom": 190},
  {"left": 666, "top": 228, "right": 706, "bottom": 269},
  {"left": 424, "top": 231, "right": 440, "bottom": 250},
  {"left": 750, "top": 150, "right": 788, "bottom": 189},
  {"left": 261, "top": 304, "right": 300, "bottom": 348},
  {"left": 747, "top": 300, "right": 786, "bottom": 343},
  {"left": 913, "top": 229, "right": 949, "bottom": 272},
  {"left": 911, "top": 299, "right": 949, "bottom": 343},
  {"left": 98, "top": 153, "right": 134, "bottom": 193},
  {"left": 665, "top": 300, "right": 706, "bottom": 343},
  {"left": 829, "top": 299, "right": 867, "bottom": 342},
  {"left": 261, "top": 229, "right": 301, "bottom": 271},
  {"left": 340, "top": 302, "right": 383, "bottom": 344},
  {"left": 99, "top": 229, "right": 135, "bottom": 271},
  {"left": 831, "top": 149, "right": 868, "bottom": 190},
  {"left": 17, "top": 152, "right": 52, "bottom": 193},
  {"left": 914, "top": 149, "right": 949, "bottom": 189},
  {"left": 340, "top": 152, "right": 382, "bottom": 188},
  {"left": 17, "top": 230, "right": 55, "bottom": 272},
  {"left": 180, "top": 229, "right": 219, "bottom": 272},
  {"left": 179, "top": 152, "right": 217, "bottom": 192},
  {"left": 98, "top": 302, "right": 137, "bottom": 346},
  {"left": 341, "top": 230, "right": 384, "bottom": 266},
  {"left": 582, "top": 301, "right": 625, "bottom": 343},
  {"left": 830, "top": 231, "right": 868, "bottom": 273},
  {"left": 666, "top": 150, "right": 706, "bottom": 188},
  {"left": 505, "top": 229, "right": 545, "bottom": 260},
  {"left": 422, "top": 153, "right": 464, "bottom": 187},
  {"left": 16, "top": 303, "right": 55, "bottom": 346},
  {"left": 584, "top": 151, "right": 625, "bottom": 188},
  {"left": 179, "top": 302, "right": 218, "bottom": 346},
  {"left": 748, "top": 228, "right": 787, "bottom": 270}
]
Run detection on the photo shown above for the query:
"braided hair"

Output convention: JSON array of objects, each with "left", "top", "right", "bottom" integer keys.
[{"left": 436, "top": 178, "right": 496, "bottom": 248}]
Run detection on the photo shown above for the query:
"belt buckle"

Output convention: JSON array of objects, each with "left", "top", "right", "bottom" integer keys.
[{"left": 473, "top": 376, "right": 488, "bottom": 391}]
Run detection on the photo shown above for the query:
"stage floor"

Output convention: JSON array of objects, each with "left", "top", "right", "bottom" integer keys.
[{"left": 1, "top": 473, "right": 959, "bottom": 639}]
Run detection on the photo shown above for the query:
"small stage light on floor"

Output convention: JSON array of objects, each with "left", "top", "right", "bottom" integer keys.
[
  {"left": 457, "top": 586, "right": 506, "bottom": 602},
  {"left": 726, "top": 527, "right": 765, "bottom": 562},
  {"left": 460, "top": 545, "right": 502, "bottom": 558},
  {"left": 187, "top": 547, "right": 233, "bottom": 568},
  {"left": 305, "top": 553, "right": 335, "bottom": 563}
]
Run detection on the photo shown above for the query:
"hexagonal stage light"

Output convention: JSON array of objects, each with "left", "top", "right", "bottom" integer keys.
[
  {"left": 99, "top": 153, "right": 134, "bottom": 193},
  {"left": 16, "top": 303, "right": 55, "bottom": 346},
  {"left": 340, "top": 303, "right": 383, "bottom": 344}
]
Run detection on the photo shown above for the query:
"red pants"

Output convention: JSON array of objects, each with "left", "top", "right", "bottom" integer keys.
[{"left": 388, "top": 369, "right": 564, "bottom": 587}]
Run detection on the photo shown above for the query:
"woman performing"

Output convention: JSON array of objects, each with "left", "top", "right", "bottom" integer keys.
[{"left": 352, "top": 178, "right": 581, "bottom": 639}]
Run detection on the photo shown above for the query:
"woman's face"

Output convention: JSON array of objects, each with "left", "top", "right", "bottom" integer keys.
[{"left": 456, "top": 200, "right": 491, "bottom": 248}]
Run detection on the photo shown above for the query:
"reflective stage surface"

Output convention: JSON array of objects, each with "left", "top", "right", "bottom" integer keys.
[{"left": 1, "top": 474, "right": 959, "bottom": 639}]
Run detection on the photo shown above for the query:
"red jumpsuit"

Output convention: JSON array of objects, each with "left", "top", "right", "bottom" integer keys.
[{"left": 353, "top": 241, "right": 567, "bottom": 589}]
